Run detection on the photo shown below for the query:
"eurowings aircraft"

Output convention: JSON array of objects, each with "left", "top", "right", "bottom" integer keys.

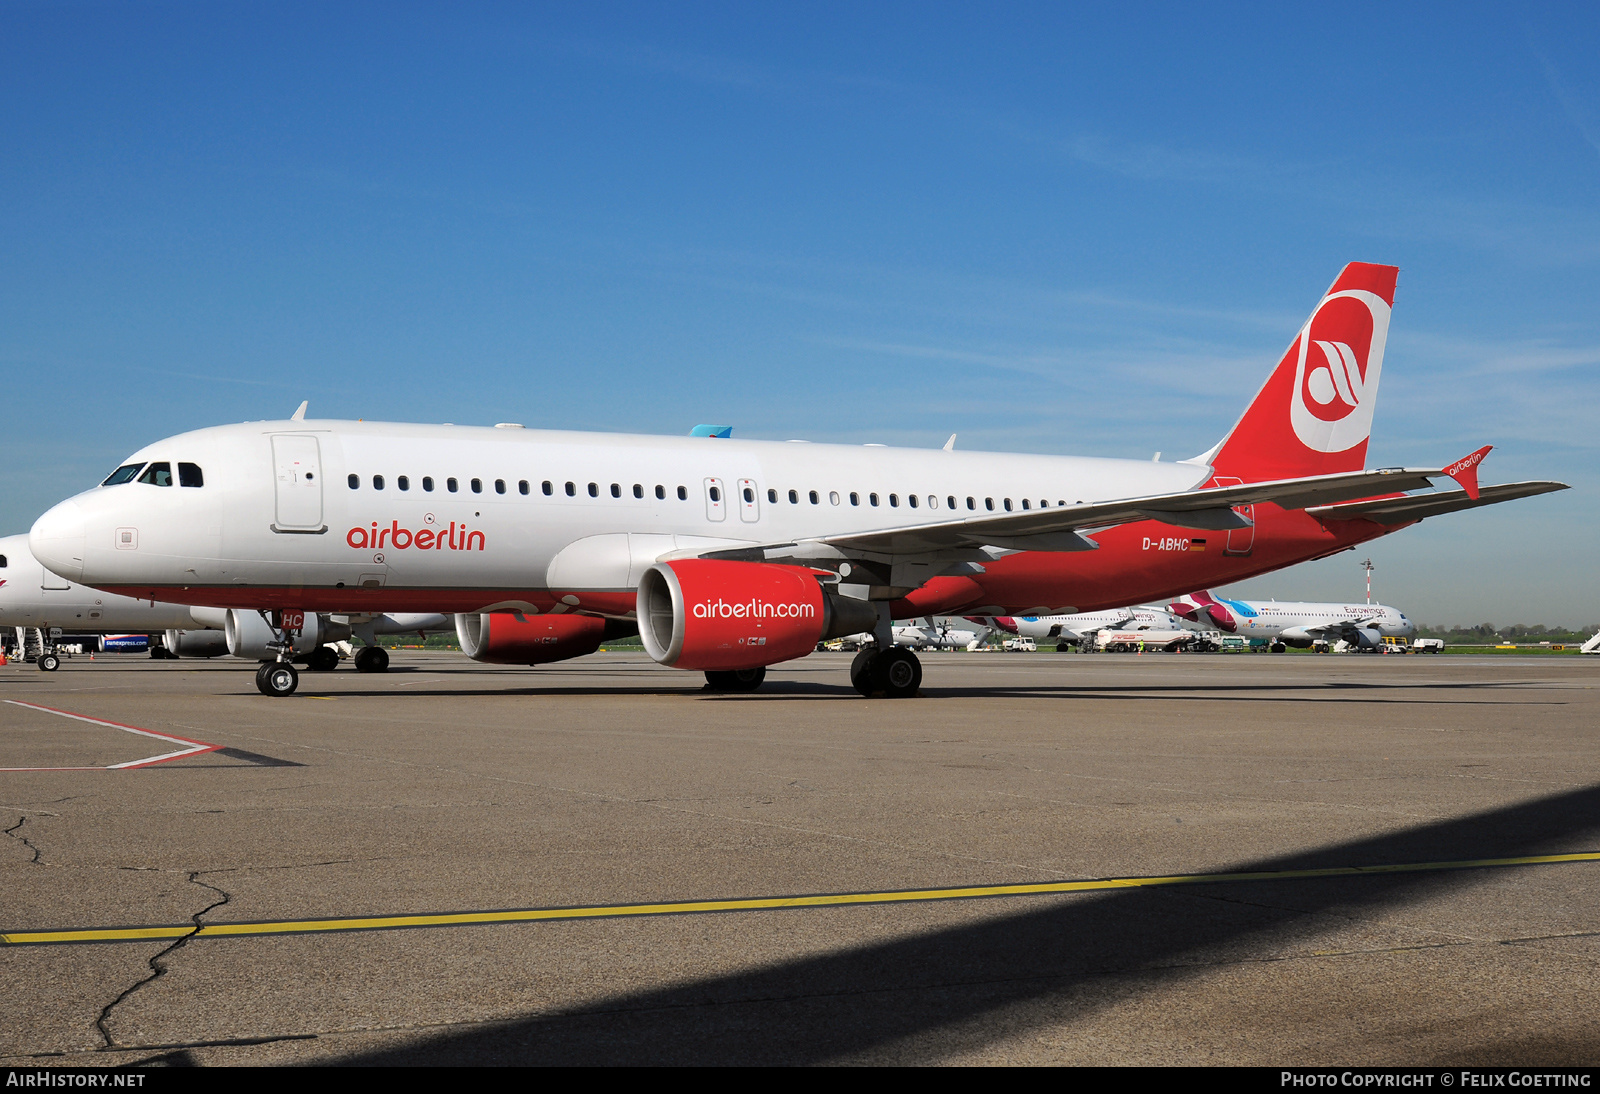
[
  {"left": 1170, "top": 589, "right": 1414, "bottom": 650},
  {"left": 28, "top": 263, "right": 1567, "bottom": 697},
  {"left": 0, "top": 533, "right": 448, "bottom": 672},
  {"left": 969, "top": 606, "right": 1189, "bottom": 647}
]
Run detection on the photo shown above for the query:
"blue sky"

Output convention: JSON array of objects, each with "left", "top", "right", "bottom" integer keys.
[{"left": 3, "top": 2, "right": 1595, "bottom": 626}]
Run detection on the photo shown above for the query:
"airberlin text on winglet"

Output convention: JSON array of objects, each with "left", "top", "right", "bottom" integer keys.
[{"left": 345, "top": 521, "right": 484, "bottom": 551}]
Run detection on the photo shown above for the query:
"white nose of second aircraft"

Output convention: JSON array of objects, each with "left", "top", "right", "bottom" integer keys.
[{"left": 30, "top": 499, "right": 87, "bottom": 582}]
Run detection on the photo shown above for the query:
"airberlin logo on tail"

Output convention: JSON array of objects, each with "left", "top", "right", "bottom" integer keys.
[
  {"left": 1289, "top": 290, "right": 1391, "bottom": 454},
  {"left": 692, "top": 598, "right": 816, "bottom": 621},
  {"left": 346, "top": 521, "right": 485, "bottom": 551}
]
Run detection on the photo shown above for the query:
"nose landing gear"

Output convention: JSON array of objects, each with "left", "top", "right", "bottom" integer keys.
[{"left": 255, "top": 661, "right": 299, "bottom": 696}]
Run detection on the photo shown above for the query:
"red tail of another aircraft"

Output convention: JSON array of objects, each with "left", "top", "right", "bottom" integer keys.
[{"left": 1198, "top": 263, "right": 1398, "bottom": 483}]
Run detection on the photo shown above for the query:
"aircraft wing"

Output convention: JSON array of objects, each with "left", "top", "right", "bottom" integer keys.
[
  {"left": 1304, "top": 481, "right": 1568, "bottom": 526},
  {"left": 695, "top": 465, "right": 1466, "bottom": 561}
]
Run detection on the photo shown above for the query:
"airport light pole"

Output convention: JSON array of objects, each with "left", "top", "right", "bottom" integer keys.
[{"left": 1360, "top": 558, "right": 1374, "bottom": 605}]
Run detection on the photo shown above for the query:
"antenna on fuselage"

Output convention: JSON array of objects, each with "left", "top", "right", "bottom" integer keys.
[
  {"left": 290, "top": 400, "right": 308, "bottom": 422},
  {"left": 943, "top": 434, "right": 957, "bottom": 451}
]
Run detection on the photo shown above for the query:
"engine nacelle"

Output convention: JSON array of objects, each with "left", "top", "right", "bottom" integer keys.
[
  {"left": 1278, "top": 627, "right": 1316, "bottom": 649},
  {"left": 454, "top": 612, "right": 608, "bottom": 665},
  {"left": 164, "top": 629, "right": 230, "bottom": 658},
  {"left": 637, "top": 560, "right": 875, "bottom": 671},
  {"left": 225, "top": 609, "right": 324, "bottom": 661}
]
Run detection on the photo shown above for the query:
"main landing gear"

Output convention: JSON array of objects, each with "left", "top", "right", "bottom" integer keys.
[
  {"left": 304, "top": 645, "right": 341, "bottom": 672},
  {"left": 850, "top": 647, "right": 922, "bottom": 699},
  {"left": 703, "top": 666, "right": 765, "bottom": 692},
  {"left": 353, "top": 646, "right": 389, "bottom": 673}
]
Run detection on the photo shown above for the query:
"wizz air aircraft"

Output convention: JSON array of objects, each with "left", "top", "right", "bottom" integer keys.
[
  {"left": 0, "top": 533, "right": 448, "bottom": 672},
  {"left": 1170, "top": 589, "right": 1414, "bottom": 651},
  {"left": 27, "top": 263, "right": 1567, "bottom": 698}
]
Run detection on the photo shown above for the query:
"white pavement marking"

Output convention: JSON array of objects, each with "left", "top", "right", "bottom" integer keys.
[{"left": 1, "top": 700, "right": 222, "bottom": 771}]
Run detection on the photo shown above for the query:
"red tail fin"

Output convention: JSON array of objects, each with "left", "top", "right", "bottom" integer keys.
[{"left": 1199, "top": 263, "right": 1398, "bottom": 482}]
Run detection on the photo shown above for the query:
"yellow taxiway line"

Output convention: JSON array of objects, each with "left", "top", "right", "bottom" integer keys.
[{"left": 7, "top": 851, "right": 1598, "bottom": 946}]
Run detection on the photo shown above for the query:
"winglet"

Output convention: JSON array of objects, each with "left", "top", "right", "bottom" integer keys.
[
  {"left": 290, "top": 400, "right": 308, "bottom": 422},
  {"left": 943, "top": 434, "right": 957, "bottom": 451},
  {"left": 1443, "top": 445, "right": 1492, "bottom": 501}
]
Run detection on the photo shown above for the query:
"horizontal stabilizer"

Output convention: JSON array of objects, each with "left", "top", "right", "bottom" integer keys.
[{"left": 1305, "top": 481, "right": 1569, "bottom": 525}]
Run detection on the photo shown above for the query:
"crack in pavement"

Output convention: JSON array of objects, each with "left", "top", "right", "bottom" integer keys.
[
  {"left": 4, "top": 815, "right": 46, "bottom": 865},
  {"left": 95, "top": 872, "right": 232, "bottom": 1049}
]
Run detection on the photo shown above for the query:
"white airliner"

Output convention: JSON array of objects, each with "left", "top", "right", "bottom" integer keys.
[
  {"left": 27, "top": 264, "right": 1567, "bottom": 698},
  {"left": 0, "top": 533, "right": 448, "bottom": 672},
  {"left": 1170, "top": 589, "right": 1414, "bottom": 650},
  {"left": 968, "top": 606, "right": 1190, "bottom": 648}
]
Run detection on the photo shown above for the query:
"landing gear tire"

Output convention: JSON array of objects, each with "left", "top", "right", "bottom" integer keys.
[
  {"left": 255, "top": 661, "right": 299, "bottom": 696},
  {"left": 38, "top": 653, "right": 60, "bottom": 672},
  {"left": 306, "top": 646, "right": 340, "bottom": 672},
  {"left": 353, "top": 646, "right": 389, "bottom": 673},
  {"left": 1270, "top": 642, "right": 1287, "bottom": 653},
  {"left": 704, "top": 666, "right": 767, "bottom": 692},
  {"left": 852, "top": 647, "right": 922, "bottom": 699}
]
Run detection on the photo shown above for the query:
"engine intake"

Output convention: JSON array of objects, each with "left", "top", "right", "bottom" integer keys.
[{"left": 637, "top": 560, "right": 875, "bottom": 671}]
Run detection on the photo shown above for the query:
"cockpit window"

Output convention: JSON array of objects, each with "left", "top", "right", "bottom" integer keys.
[
  {"left": 137, "top": 462, "right": 174, "bottom": 487},
  {"left": 102, "top": 463, "right": 145, "bottom": 486},
  {"left": 178, "top": 463, "right": 204, "bottom": 488}
]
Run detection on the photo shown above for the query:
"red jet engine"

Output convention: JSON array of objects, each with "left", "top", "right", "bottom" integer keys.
[
  {"left": 637, "top": 560, "right": 874, "bottom": 671},
  {"left": 455, "top": 612, "right": 608, "bottom": 665}
]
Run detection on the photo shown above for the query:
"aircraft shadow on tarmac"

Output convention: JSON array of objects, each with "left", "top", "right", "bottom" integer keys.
[{"left": 331, "top": 783, "right": 1600, "bottom": 1066}]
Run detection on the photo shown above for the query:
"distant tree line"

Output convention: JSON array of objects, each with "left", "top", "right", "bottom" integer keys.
[{"left": 1415, "top": 622, "right": 1600, "bottom": 643}]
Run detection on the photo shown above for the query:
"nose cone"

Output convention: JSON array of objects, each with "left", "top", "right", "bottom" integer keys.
[{"left": 30, "top": 500, "right": 87, "bottom": 582}]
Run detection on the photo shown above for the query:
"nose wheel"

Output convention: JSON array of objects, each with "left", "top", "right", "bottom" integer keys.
[
  {"left": 37, "top": 653, "right": 60, "bottom": 672},
  {"left": 850, "top": 647, "right": 921, "bottom": 699},
  {"left": 255, "top": 661, "right": 299, "bottom": 696}
]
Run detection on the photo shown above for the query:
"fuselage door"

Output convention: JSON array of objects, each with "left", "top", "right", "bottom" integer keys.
[
  {"left": 704, "top": 478, "right": 727, "bottom": 522},
  {"left": 1211, "top": 476, "right": 1255, "bottom": 557},
  {"left": 736, "top": 478, "right": 760, "bottom": 523},
  {"left": 271, "top": 435, "right": 325, "bottom": 532}
]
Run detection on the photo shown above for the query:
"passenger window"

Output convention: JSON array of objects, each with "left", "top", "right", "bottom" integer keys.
[
  {"left": 373, "top": 475, "right": 385, "bottom": 490},
  {"left": 809, "top": 490, "right": 819, "bottom": 505},
  {"left": 1023, "top": 499, "right": 1032, "bottom": 509},
  {"left": 541, "top": 481, "right": 553, "bottom": 495},
  {"left": 102, "top": 463, "right": 145, "bottom": 487},
  {"left": 397, "top": 475, "right": 410, "bottom": 491},
  {"left": 348, "top": 474, "right": 360, "bottom": 490},
  {"left": 788, "top": 489, "right": 798, "bottom": 504},
  {"left": 495, "top": 479, "right": 506, "bottom": 494},
  {"left": 0, "top": 555, "right": 7, "bottom": 567},
  {"left": 743, "top": 487, "right": 754, "bottom": 503},
  {"left": 179, "top": 463, "right": 204, "bottom": 488},
  {"left": 137, "top": 462, "right": 173, "bottom": 487},
  {"left": 985, "top": 498, "right": 995, "bottom": 511},
  {"left": 889, "top": 494, "right": 899, "bottom": 507},
  {"left": 520, "top": 480, "right": 530, "bottom": 495},
  {"left": 908, "top": 494, "right": 918, "bottom": 508},
  {"left": 565, "top": 482, "right": 575, "bottom": 496},
  {"left": 655, "top": 485, "right": 665, "bottom": 500},
  {"left": 610, "top": 483, "right": 621, "bottom": 498},
  {"left": 1004, "top": 498, "right": 1013, "bottom": 511},
  {"left": 424, "top": 477, "right": 435, "bottom": 492},
  {"left": 709, "top": 486, "right": 721, "bottom": 502},
  {"left": 633, "top": 484, "right": 643, "bottom": 499},
  {"left": 588, "top": 482, "right": 598, "bottom": 497},
  {"left": 471, "top": 478, "right": 483, "bottom": 493},
  {"left": 829, "top": 491, "right": 840, "bottom": 505},
  {"left": 677, "top": 486, "right": 687, "bottom": 500},
  {"left": 870, "top": 493, "right": 879, "bottom": 506},
  {"left": 948, "top": 496, "right": 956, "bottom": 509},
  {"left": 967, "top": 497, "right": 975, "bottom": 510},
  {"left": 767, "top": 488, "right": 777, "bottom": 503},
  {"left": 448, "top": 478, "right": 459, "bottom": 492},
  {"left": 850, "top": 492, "right": 860, "bottom": 506}
]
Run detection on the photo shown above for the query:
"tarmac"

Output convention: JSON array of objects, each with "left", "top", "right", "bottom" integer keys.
[{"left": 1, "top": 649, "right": 1598, "bottom": 1066}]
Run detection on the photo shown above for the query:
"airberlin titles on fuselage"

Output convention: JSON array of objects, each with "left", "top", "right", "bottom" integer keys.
[{"left": 345, "top": 521, "right": 484, "bottom": 552}]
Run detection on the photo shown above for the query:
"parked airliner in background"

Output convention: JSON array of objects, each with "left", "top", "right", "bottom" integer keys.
[
  {"left": 28, "top": 263, "right": 1568, "bottom": 697},
  {"left": 0, "top": 533, "right": 449, "bottom": 672},
  {"left": 1170, "top": 589, "right": 1414, "bottom": 651},
  {"left": 969, "top": 606, "right": 1190, "bottom": 648}
]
